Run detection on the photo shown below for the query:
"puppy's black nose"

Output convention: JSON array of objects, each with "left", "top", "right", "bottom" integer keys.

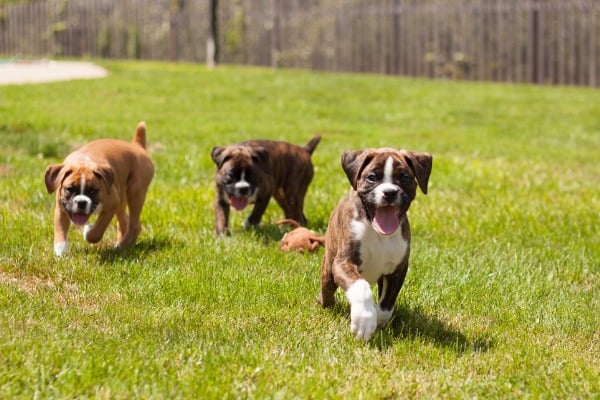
[
  {"left": 238, "top": 187, "right": 249, "bottom": 196},
  {"left": 382, "top": 188, "right": 399, "bottom": 200},
  {"left": 77, "top": 200, "right": 88, "bottom": 208}
]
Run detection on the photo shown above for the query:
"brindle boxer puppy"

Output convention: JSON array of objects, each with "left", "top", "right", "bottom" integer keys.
[
  {"left": 211, "top": 136, "right": 321, "bottom": 236},
  {"left": 319, "top": 147, "right": 432, "bottom": 340}
]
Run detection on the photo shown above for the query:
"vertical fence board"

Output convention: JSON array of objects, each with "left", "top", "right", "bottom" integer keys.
[
  {"left": 590, "top": 2, "right": 597, "bottom": 86},
  {"left": 1, "top": 0, "right": 597, "bottom": 86}
]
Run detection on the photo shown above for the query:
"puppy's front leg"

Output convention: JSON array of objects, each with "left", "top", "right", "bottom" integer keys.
[
  {"left": 245, "top": 195, "right": 270, "bottom": 227},
  {"left": 53, "top": 204, "right": 71, "bottom": 256},
  {"left": 376, "top": 261, "right": 409, "bottom": 326},
  {"left": 215, "top": 198, "right": 230, "bottom": 236},
  {"left": 346, "top": 279, "right": 377, "bottom": 341},
  {"left": 83, "top": 209, "right": 115, "bottom": 244},
  {"left": 334, "top": 262, "right": 377, "bottom": 341}
]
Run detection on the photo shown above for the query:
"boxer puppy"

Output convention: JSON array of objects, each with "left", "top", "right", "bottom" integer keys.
[
  {"left": 44, "top": 121, "right": 154, "bottom": 256},
  {"left": 319, "top": 147, "right": 432, "bottom": 341},
  {"left": 211, "top": 136, "right": 321, "bottom": 236}
]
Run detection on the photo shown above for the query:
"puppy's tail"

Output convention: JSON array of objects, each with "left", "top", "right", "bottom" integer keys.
[
  {"left": 133, "top": 121, "right": 147, "bottom": 149},
  {"left": 303, "top": 135, "right": 321, "bottom": 155}
]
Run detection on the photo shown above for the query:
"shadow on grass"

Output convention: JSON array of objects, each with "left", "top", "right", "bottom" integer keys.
[
  {"left": 248, "top": 220, "right": 328, "bottom": 246},
  {"left": 329, "top": 301, "right": 494, "bottom": 354},
  {"left": 96, "top": 235, "right": 179, "bottom": 262},
  {"left": 250, "top": 224, "right": 286, "bottom": 244},
  {"left": 379, "top": 304, "right": 495, "bottom": 353}
]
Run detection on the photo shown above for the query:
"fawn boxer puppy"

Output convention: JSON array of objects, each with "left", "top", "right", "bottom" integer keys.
[
  {"left": 44, "top": 121, "right": 154, "bottom": 256},
  {"left": 319, "top": 147, "right": 432, "bottom": 340},
  {"left": 211, "top": 136, "right": 321, "bottom": 236}
]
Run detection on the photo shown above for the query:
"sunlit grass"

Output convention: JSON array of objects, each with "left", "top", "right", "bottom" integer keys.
[{"left": 0, "top": 60, "right": 598, "bottom": 398}]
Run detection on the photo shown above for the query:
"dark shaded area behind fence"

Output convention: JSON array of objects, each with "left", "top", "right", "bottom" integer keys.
[{"left": 1, "top": 0, "right": 598, "bottom": 86}]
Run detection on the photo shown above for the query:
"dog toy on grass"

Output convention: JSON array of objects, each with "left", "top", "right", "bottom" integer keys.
[{"left": 277, "top": 219, "right": 325, "bottom": 253}]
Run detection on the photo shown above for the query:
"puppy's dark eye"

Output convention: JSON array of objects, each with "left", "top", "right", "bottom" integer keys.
[
  {"left": 65, "top": 186, "right": 77, "bottom": 195},
  {"left": 223, "top": 172, "right": 235, "bottom": 183},
  {"left": 87, "top": 188, "right": 98, "bottom": 197},
  {"left": 366, "top": 173, "right": 377, "bottom": 182},
  {"left": 400, "top": 173, "right": 413, "bottom": 184}
]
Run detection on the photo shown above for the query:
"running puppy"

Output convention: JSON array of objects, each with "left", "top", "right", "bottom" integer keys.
[
  {"left": 319, "top": 147, "right": 432, "bottom": 340},
  {"left": 44, "top": 121, "right": 154, "bottom": 256},
  {"left": 211, "top": 136, "right": 321, "bottom": 236}
]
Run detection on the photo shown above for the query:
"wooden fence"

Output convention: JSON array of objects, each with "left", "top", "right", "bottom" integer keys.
[{"left": 1, "top": 0, "right": 598, "bottom": 86}]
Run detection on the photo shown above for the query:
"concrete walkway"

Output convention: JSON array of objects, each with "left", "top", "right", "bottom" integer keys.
[{"left": 0, "top": 59, "right": 108, "bottom": 85}]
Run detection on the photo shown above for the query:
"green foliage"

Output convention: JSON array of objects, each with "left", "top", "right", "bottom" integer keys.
[
  {"left": 0, "top": 61, "right": 598, "bottom": 398},
  {"left": 126, "top": 25, "right": 141, "bottom": 59},
  {"left": 97, "top": 26, "right": 111, "bottom": 58}
]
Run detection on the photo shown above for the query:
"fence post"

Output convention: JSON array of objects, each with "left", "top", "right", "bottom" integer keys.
[
  {"left": 207, "top": 0, "right": 218, "bottom": 69},
  {"left": 529, "top": 0, "right": 539, "bottom": 84}
]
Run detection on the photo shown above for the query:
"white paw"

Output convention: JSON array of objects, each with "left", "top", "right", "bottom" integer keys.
[
  {"left": 376, "top": 304, "right": 393, "bottom": 327},
  {"left": 346, "top": 280, "right": 377, "bottom": 341},
  {"left": 83, "top": 224, "right": 93, "bottom": 241},
  {"left": 54, "top": 242, "right": 68, "bottom": 257},
  {"left": 242, "top": 218, "right": 251, "bottom": 229},
  {"left": 350, "top": 302, "right": 377, "bottom": 341}
]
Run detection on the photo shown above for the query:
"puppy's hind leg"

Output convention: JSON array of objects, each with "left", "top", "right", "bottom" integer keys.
[
  {"left": 115, "top": 200, "right": 129, "bottom": 246},
  {"left": 275, "top": 192, "right": 307, "bottom": 227},
  {"left": 116, "top": 186, "right": 147, "bottom": 248},
  {"left": 319, "top": 278, "right": 337, "bottom": 308},
  {"left": 318, "top": 255, "right": 338, "bottom": 307}
]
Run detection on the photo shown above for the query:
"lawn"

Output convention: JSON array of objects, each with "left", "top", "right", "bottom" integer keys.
[{"left": 0, "top": 60, "right": 598, "bottom": 398}]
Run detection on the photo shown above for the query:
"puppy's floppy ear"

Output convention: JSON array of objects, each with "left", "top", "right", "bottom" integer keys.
[
  {"left": 250, "top": 146, "right": 269, "bottom": 167},
  {"left": 404, "top": 151, "right": 433, "bottom": 194},
  {"left": 44, "top": 163, "right": 66, "bottom": 194},
  {"left": 341, "top": 149, "right": 375, "bottom": 190},
  {"left": 211, "top": 146, "right": 227, "bottom": 168},
  {"left": 93, "top": 165, "right": 115, "bottom": 192}
]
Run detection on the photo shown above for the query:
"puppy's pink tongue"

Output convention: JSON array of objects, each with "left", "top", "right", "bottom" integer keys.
[
  {"left": 373, "top": 206, "right": 400, "bottom": 235},
  {"left": 72, "top": 213, "right": 90, "bottom": 226},
  {"left": 230, "top": 197, "right": 248, "bottom": 211}
]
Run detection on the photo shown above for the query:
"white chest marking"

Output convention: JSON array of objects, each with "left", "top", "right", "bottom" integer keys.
[{"left": 351, "top": 217, "right": 408, "bottom": 284}]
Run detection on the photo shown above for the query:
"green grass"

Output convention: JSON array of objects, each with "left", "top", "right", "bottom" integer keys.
[{"left": 0, "top": 60, "right": 598, "bottom": 398}]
